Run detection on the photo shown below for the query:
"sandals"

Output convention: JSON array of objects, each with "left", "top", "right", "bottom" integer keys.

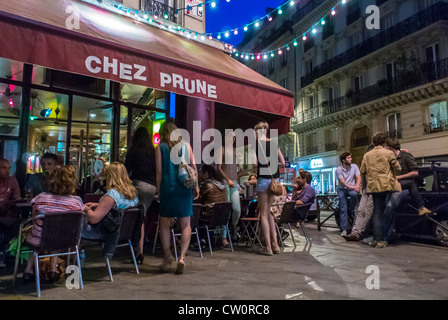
[
  {"left": 158, "top": 256, "right": 174, "bottom": 273},
  {"left": 175, "top": 261, "right": 185, "bottom": 275}
]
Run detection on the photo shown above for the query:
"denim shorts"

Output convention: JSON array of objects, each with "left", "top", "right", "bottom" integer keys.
[{"left": 256, "top": 177, "right": 274, "bottom": 193}]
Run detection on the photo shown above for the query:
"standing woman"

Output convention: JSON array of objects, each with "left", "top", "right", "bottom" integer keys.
[
  {"left": 254, "top": 122, "right": 285, "bottom": 255},
  {"left": 217, "top": 131, "right": 241, "bottom": 245},
  {"left": 125, "top": 127, "right": 157, "bottom": 263},
  {"left": 155, "top": 121, "right": 198, "bottom": 274}
]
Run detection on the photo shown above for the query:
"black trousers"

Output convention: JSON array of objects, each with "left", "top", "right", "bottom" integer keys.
[{"left": 399, "top": 179, "right": 424, "bottom": 209}]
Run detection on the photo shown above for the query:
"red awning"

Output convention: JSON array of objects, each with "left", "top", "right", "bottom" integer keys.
[{"left": 0, "top": 0, "right": 294, "bottom": 131}]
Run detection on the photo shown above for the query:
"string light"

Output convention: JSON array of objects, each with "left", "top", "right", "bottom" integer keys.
[{"left": 231, "top": 0, "right": 347, "bottom": 62}]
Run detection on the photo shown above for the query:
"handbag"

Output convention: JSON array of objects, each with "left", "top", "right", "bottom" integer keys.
[
  {"left": 257, "top": 140, "right": 283, "bottom": 196},
  {"left": 177, "top": 142, "right": 198, "bottom": 189},
  {"left": 97, "top": 208, "right": 124, "bottom": 235}
]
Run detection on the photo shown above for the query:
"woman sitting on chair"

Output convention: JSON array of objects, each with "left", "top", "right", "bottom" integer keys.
[
  {"left": 82, "top": 162, "right": 139, "bottom": 260},
  {"left": 22, "top": 165, "right": 85, "bottom": 284}
]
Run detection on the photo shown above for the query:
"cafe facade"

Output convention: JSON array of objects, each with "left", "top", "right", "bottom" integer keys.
[{"left": 0, "top": 0, "right": 294, "bottom": 189}]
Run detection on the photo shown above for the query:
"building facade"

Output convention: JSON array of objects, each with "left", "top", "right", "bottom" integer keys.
[{"left": 238, "top": 0, "right": 448, "bottom": 194}]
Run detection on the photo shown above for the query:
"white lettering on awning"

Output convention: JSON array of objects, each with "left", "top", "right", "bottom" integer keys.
[
  {"left": 85, "top": 56, "right": 147, "bottom": 81},
  {"left": 160, "top": 72, "right": 217, "bottom": 99}
]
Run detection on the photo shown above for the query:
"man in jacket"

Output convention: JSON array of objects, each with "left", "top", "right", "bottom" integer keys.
[{"left": 360, "top": 133, "right": 401, "bottom": 248}]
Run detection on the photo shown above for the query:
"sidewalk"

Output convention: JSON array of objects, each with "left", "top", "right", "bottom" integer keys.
[{"left": 1, "top": 214, "right": 448, "bottom": 300}]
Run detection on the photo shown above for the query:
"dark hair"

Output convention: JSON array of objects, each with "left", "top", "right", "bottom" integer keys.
[
  {"left": 366, "top": 143, "right": 375, "bottom": 152},
  {"left": 386, "top": 138, "right": 401, "bottom": 151},
  {"left": 41, "top": 152, "right": 59, "bottom": 163},
  {"left": 129, "top": 127, "right": 155, "bottom": 156},
  {"left": 305, "top": 171, "right": 312, "bottom": 184},
  {"left": 200, "top": 165, "right": 221, "bottom": 181},
  {"left": 340, "top": 152, "right": 351, "bottom": 163},
  {"left": 372, "top": 132, "right": 387, "bottom": 147}
]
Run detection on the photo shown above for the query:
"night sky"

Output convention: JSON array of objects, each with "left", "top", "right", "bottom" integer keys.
[{"left": 205, "top": 0, "right": 287, "bottom": 46}]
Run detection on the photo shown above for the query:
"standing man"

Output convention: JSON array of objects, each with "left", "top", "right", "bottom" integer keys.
[
  {"left": 360, "top": 133, "right": 401, "bottom": 248},
  {"left": 336, "top": 152, "right": 361, "bottom": 236}
]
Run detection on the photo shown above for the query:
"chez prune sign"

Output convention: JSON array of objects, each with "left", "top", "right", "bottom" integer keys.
[{"left": 84, "top": 55, "right": 218, "bottom": 99}]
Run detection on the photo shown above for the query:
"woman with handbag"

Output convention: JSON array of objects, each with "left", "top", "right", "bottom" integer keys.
[
  {"left": 82, "top": 162, "right": 139, "bottom": 260},
  {"left": 155, "top": 120, "right": 199, "bottom": 274},
  {"left": 253, "top": 122, "right": 285, "bottom": 256}
]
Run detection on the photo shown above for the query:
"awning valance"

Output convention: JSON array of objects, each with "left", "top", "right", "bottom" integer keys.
[{"left": 0, "top": 0, "right": 294, "bottom": 132}]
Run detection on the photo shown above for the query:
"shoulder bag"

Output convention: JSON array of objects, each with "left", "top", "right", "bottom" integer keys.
[{"left": 178, "top": 142, "right": 198, "bottom": 189}]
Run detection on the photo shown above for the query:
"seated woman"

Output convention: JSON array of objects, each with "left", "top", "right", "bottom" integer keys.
[
  {"left": 82, "top": 162, "right": 139, "bottom": 260},
  {"left": 22, "top": 165, "right": 85, "bottom": 284},
  {"left": 198, "top": 165, "right": 228, "bottom": 246}
]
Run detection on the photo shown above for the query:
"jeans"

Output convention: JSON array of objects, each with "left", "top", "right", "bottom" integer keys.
[
  {"left": 372, "top": 192, "right": 392, "bottom": 242},
  {"left": 400, "top": 179, "right": 424, "bottom": 209},
  {"left": 351, "top": 192, "right": 373, "bottom": 237},
  {"left": 383, "top": 190, "right": 409, "bottom": 243},
  {"left": 337, "top": 188, "right": 360, "bottom": 232},
  {"left": 82, "top": 223, "right": 120, "bottom": 259},
  {"left": 223, "top": 180, "right": 241, "bottom": 239}
]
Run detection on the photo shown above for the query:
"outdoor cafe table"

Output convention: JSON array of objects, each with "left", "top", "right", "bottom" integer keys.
[{"left": 316, "top": 194, "right": 339, "bottom": 231}]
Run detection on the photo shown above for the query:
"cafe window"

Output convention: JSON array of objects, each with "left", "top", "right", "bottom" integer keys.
[{"left": 428, "top": 101, "right": 448, "bottom": 128}]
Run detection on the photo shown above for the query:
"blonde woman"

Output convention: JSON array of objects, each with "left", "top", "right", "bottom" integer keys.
[
  {"left": 82, "top": 162, "right": 139, "bottom": 259},
  {"left": 253, "top": 122, "right": 285, "bottom": 255},
  {"left": 155, "top": 120, "right": 198, "bottom": 274}
]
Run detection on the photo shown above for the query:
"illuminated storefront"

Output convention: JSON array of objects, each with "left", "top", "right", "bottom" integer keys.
[
  {"left": 298, "top": 154, "right": 339, "bottom": 195},
  {"left": 0, "top": 0, "right": 294, "bottom": 188}
]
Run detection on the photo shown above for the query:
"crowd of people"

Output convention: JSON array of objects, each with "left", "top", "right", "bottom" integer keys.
[
  {"left": 0, "top": 119, "right": 424, "bottom": 285},
  {"left": 339, "top": 132, "right": 431, "bottom": 248}
]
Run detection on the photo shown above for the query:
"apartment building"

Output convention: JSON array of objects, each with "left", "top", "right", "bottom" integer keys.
[{"left": 238, "top": 0, "right": 448, "bottom": 194}]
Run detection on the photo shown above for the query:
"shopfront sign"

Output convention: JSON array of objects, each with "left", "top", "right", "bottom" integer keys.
[
  {"left": 310, "top": 158, "right": 324, "bottom": 169},
  {"left": 0, "top": 0, "right": 294, "bottom": 132}
]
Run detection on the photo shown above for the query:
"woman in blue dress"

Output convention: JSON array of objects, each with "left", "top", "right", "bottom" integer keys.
[{"left": 155, "top": 121, "right": 198, "bottom": 274}]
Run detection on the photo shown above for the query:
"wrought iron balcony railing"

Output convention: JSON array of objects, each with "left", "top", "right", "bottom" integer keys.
[
  {"left": 386, "top": 129, "right": 403, "bottom": 139},
  {"left": 143, "top": 0, "right": 176, "bottom": 23},
  {"left": 424, "top": 121, "right": 448, "bottom": 134},
  {"left": 325, "top": 142, "right": 338, "bottom": 152},
  {"left": 292, "top": 58, "right": 448, "bottom": 126},
  {"left": 300, "top": 2, "right": 448, "bottom": 88}
]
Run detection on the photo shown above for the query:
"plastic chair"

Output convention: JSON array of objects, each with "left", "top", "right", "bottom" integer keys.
[
  {"left": 200, "top": 202, "right": 233, "bottom": 255},
  {"left": 171, "top": 204, "right": 203, "bottom": 260},
  {"left": 12, "top": 211, "right": 85, "bottom": 297}
]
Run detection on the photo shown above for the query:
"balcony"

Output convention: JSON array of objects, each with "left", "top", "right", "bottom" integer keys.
[
  {"left": 305, "top": 146, "right": 319, "bottom": 156},
  {"left": 424, "top": 121, "right": 448, "bottom": 134},
  {"left": 325, "top": 142, "right": 338, "bottom": 152},
  {"left": 300, "top": 2, "right": 448, "bottom": 88},
  {"left": 143, "top": 0, "right": 176, "bottom": 23},
  {"left": 293, "top": 58, "right": 448, "bottom": 125}
]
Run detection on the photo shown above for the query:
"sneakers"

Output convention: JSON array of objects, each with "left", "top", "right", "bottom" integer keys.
[
  {"left": 361, "top": 236, "right": 374, "bottom": 244},
  {"left": 340, "top": 230, "right": 347, "bottom": 237},
  {"left": 343, "top": 233, "right": 360, "bottom": 241},
  {"left": 418, "top": 207, "right": 432, "bottom": 216}
]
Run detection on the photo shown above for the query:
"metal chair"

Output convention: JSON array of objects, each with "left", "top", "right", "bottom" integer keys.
[
  {"left": 84, "top": 205, "right": 143, "bottom": 282},
  {"left": 292, "top": 203, "right": 313, "bottom": 244},
  {"left": 275, "top": 201, "right": 299, "bottom": 249},
  {"left": 200, "top": 202, "right": 233, "bottom": 255},
  {"left": 238, "top": 199, "right": 262, "bottom": 248},
  {"left": 171, "top": 204, "right": 203, "bottom": 260},
  {"left": 12, "top": 211, "right": 85, "bottom": 297}
]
